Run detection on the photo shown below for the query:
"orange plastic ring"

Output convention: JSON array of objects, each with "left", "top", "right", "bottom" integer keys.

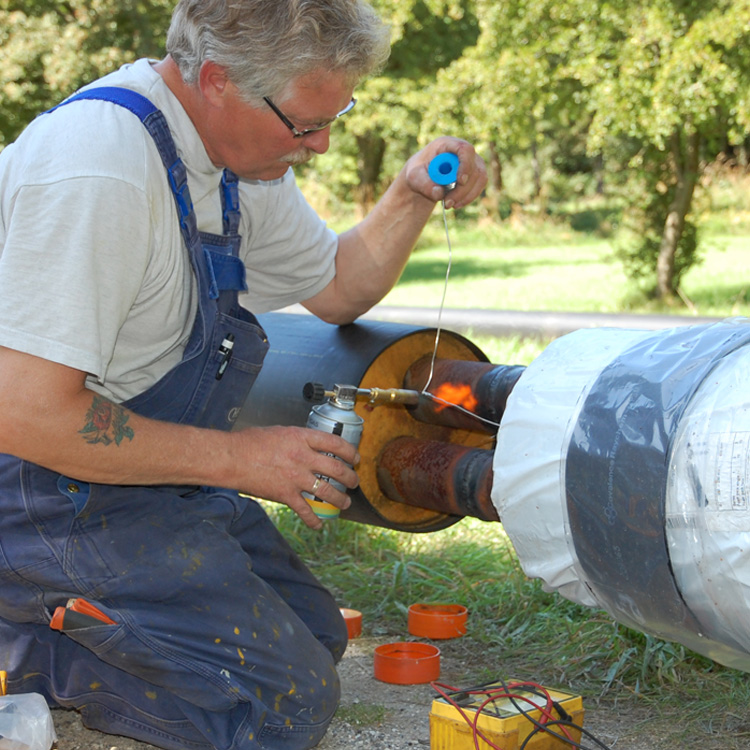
[
  {"left": 407, "top": 603, "right": 468, "bottom": 639},
  {"left": 373, "top": 642, "right": 441, "bottom": 684},
  {"left": 340, "top": 608, "right": 363, "bottom": 639}
]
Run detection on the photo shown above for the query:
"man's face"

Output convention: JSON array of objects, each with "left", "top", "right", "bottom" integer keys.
[{"left": 205, "top": 70, "right": 355, "bottom": 181}]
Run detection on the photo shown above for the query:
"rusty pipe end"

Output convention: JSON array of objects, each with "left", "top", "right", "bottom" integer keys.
[{"left": 377, "top": 436, "right": 499, "bottom": 522}]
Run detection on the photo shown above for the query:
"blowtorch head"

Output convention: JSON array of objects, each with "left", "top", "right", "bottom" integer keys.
[{"left": 302, "top": 382, "right": 422, "bottom": 408}]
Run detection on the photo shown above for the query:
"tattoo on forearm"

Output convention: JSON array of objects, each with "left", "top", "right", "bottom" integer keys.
[{"left": 79, "top": 395, "right": 135, "bottom": 446}]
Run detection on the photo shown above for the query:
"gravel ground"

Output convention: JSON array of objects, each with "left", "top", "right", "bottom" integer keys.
[{"left": 44, "top": 634, "right": 734, "bottom": 750}]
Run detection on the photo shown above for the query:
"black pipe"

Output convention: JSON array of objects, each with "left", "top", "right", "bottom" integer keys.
[{"left": 277, "top": 305, "right": 723, "bottom": 340}]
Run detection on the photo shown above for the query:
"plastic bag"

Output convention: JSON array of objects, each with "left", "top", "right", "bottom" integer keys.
[{"left": 0, "top": 693, "right": 56, "bottom": 750}]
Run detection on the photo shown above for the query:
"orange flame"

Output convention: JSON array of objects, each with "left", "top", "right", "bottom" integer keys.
[{"left": 433, "top": 383, "right": 478, "bottom": 413}]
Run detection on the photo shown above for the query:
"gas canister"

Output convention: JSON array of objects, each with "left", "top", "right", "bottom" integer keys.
[{"left": 302, "top": 383, "right": 364, "bottom": 519}]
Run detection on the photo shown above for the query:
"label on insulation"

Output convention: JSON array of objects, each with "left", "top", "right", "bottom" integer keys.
[{"left": 685, "top": 431, "right": 750, "bottom": 512}]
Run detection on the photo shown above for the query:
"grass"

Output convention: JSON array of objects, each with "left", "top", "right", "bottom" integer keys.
[
  {"left": 381, "top": 218, "right": 750, "bottom": 320},
  {"left": 473, "top": 334, "right": 548, "bottom": 366},
  {"left": 267, "top": 508, "right": 750, "bottom": 747},
  {"left": 377, "top": 210, "right": 750, "bottom": 366},
  {"left": 312, "top": 166, "right": 750, "bottom": 320},
  {"left": 388, "top": 227, "right": 629, "bottom": 314},
  {"left": 334, "top": 703, "right": 387, "bottom": 727}
]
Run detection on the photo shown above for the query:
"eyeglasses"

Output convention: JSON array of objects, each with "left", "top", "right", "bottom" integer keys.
[{"left": 262, "top": 96, "right": 357, "bottom": 138}]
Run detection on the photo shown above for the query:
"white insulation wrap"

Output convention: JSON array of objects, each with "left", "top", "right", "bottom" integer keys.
[
  {"left": 492, "top": 327, "right": 652, "bottom": 607},
  {"left": 667, "top": 346, "right": 750, "bottom": 661},
  {"left": 492, "top": 318, "right": 750, "bottom": 671}
]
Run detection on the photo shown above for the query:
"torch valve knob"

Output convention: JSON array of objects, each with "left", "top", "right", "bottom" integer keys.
[{"left": 303, "top": 381, "right": 327, "bottom": 403}]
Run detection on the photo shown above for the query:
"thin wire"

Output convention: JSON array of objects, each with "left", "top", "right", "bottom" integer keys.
[
  {"left": 421, "top": 198, "right": 501, "bottom": 430},
  {"left": 422, "top": 392, "right": 500, "bottom": 429},
  {"left": 421, "top": 198, "right": 452, "bottom": 395}
]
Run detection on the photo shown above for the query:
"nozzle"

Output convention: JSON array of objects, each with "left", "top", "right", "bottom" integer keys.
[
  {"left": 303, "top": 382, "right": 422, "bottom": 407},
  {"left": 362, "top": 387, "right": 421, "bottom": 406}
]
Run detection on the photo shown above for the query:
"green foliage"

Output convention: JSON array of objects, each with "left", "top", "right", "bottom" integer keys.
[
  {"left": 420, "top": 0, "right": 750, "bottom": 295},
  {"left": 385, "top": 0, "right": 479, "bottom": 78},
  {"left": 3, "top": 0, "right": 750, "bottom": 298},
  {"left": 0, "top": 0, "right": 172, "bottom": 145}
]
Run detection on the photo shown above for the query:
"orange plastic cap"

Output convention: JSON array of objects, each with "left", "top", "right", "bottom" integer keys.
[
  {"left": 373, "top": 642, "right": 440, "bottom": 684},
  {"left": 340, "top": 608, "right": 363, "bottom": 639},
  {"left": 407, "top": 603, "right": 468, "bottom": 639}
]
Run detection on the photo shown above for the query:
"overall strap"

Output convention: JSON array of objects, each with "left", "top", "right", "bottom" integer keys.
[
  {"left": 220, "top": 169, "right": 241, "bottom": 235},
  {"left": 43, "top": 86, "right": 268, "bottom": 429},
  {"left": 52, "top": 87, "right": 201, "bottom": 258},
  {"left": 49, "top": 86, "right": 246, "bottom": 313},
  {"left": 205, "top": 168, "right": 246, "bottom": 302}
]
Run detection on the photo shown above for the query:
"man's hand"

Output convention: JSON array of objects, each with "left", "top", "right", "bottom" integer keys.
[
  {"left": 304, "top": 136, "right": 488, "bottom": 326},
  {"left": 228, "top": 425, "right": 360, "bottom": 530},
  {"left": 404, "top": 136, "right": 487, "bottom": 210}
]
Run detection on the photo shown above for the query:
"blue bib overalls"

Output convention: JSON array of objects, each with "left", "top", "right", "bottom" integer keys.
[{"left": 0, "top": 88, "right": 347, "bottom": 750}]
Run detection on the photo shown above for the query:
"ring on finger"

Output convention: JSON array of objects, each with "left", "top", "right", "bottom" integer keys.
[{"left": 311, "top": 476, "right": 322, "bottom": 495}]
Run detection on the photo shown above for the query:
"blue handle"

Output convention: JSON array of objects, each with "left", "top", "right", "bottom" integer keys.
[{"left": 428, "top": 152, "right": 460, "bottom": 186}]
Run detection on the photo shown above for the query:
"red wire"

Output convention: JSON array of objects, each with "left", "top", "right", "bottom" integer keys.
[
  {"left": 431, "top": 682, "right": 499, "bottom": 749},
  {"left": 474, "top": 689, "right": 575, "bottom": 744},
  {"left": 430, "top": 680, "right": 576, "bottom": 750}
]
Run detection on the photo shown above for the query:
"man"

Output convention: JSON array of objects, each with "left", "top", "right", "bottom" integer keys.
[{"left": 0, "top": 1, "right": 487, "bottom": 748}]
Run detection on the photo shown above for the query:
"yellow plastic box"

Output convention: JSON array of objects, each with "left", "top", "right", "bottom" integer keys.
[{"left": 430, "top": 680, "right": 584, "bottom": 750}]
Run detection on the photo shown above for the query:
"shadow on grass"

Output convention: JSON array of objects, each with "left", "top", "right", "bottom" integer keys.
[
  {"left": 564, "top": 206, "right": 620, "bottom": 236},
  {"left": 399, "top": 252, "right": 606, "bottom": 285},
  {"left": 685, "top": 283, "right": 750, "bottom": 310}
]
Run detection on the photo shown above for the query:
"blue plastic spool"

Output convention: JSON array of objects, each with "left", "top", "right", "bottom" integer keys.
[{"left": 428, "top": 152, "right": 460, "bottom": 188}]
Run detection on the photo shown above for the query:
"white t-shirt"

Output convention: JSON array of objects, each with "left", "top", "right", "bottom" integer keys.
[{"left": 0, "top": 59, "right": 338, "bottom": 402}]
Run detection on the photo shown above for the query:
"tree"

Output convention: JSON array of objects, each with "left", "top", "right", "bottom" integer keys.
[
  {"left": 0, "top": 0, "right": 172, "bottom": 147},
  {"left": 301, "top": 0, "right": 480, "bottom": 216},
  {"left": 421, "top": 0, "right": 598, "bottom": 224},
  {"left": 585, "top": 0, "right": 750, "bottom": 301},
  {"left": 424, "top": 0, "right": 750, "bottom": 302}
]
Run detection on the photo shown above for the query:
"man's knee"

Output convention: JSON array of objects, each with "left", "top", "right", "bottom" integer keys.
[
  {"left": 251, "top": 666, "right": 340, "bottom": 750},
  {"left": 326, "top": 610, "right": 349, "bottom": 664}
]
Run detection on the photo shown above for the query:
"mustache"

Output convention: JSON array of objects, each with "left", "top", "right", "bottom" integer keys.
[{"left": 280, "top": 147, "right": 316, "bottom": 165}]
